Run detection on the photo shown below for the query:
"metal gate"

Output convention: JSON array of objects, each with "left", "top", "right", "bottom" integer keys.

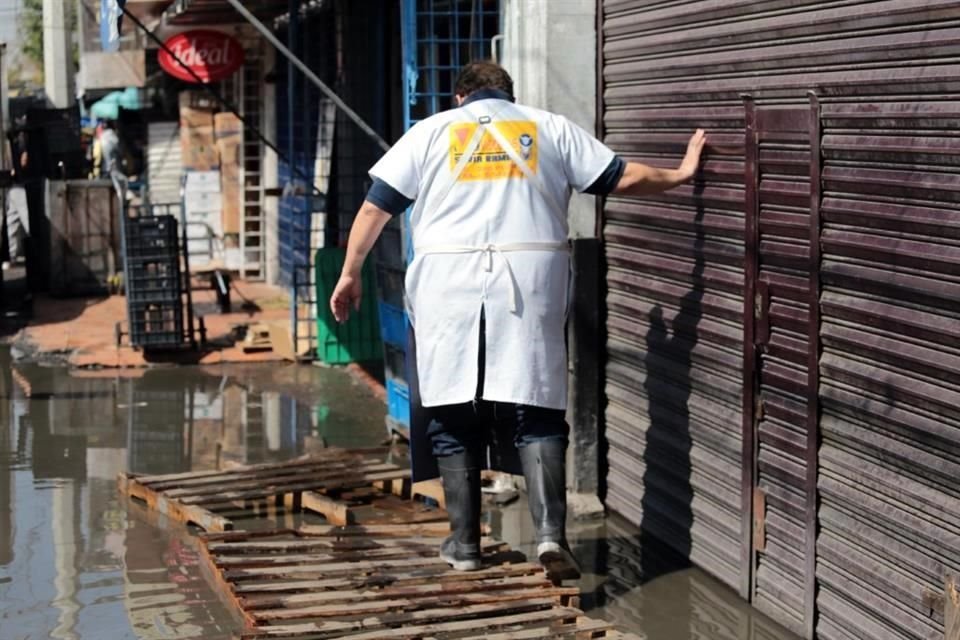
[
  {"left": 599, "top": 2, "right": 960, "bottom": 638},
  {"left": 599, "top": 0, "right": 747, "bottom": 595},
  {"left": 743, "top": 99, "right": 820, "bottom": 637},
  {"left": 815, "top": 97, "right": 960, "bottom": 640}
]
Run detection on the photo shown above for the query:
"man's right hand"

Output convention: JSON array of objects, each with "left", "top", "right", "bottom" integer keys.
[
  {"left": 330, "top": 274, "right": 362, "bottom": 324},
  {"left": 679, "top": 128, "right": 707, "bottom": 181}
]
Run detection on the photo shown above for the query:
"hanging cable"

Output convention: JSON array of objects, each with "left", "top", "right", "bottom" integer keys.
[{"left": 223, "top": 0, "right": 390, "bottom": 152}]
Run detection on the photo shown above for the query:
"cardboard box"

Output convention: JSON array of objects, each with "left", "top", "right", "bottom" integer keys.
[
  {"left": 215, "top": 112, "right": 243, "bottom": 234},
  {"left": 179, "top": 92, "right": 219, "bottom": 171}
]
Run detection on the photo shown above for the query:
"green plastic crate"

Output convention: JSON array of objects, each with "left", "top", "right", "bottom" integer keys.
[{"left": 314, "top": 247, "right": 382, "bottom": 364}]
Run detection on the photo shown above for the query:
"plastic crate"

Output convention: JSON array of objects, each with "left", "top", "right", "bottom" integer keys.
[
  {"left": 128, "top": 301, "right": 184, "bottom": 349},
  {"left": 373, "top": 221, "right": 405, "bottom": 269},
  {"left": 125, "top": 216, "right": 179, "bottom": 252},
  {"left": 314, "top": 247, "right": 383, "bottom": 364},
  {"left": 125, "top": 254, "right": 182, "bottom": 304},
  {"left": 375, "top": 263, "right": 405, "bottom": 308},
  {"left": 383, "top": 342, "right": 407, "bottom": 385},
  {"left": 386, "top": 379, "right": 411, "bottom": 427},
  {"left": 378, "top": 302, "right": 407, "bottom": 350}
]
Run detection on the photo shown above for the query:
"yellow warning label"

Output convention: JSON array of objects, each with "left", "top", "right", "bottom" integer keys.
[{"left": 449, "top": 121, "right": 538, "bottom": 181}]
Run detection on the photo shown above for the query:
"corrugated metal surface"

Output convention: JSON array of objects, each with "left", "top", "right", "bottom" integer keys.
[
  {"left": 147, "top": 122, "right": 183, "bottom": 206},
  {"left": 600, "top": 0, "right": 747, "bottom": 594},
  {"left": 816, "top": 97, "right": 960, "bottom": 640},
  {"left": 599, "top": 1, "right": 960, "bottom": 638},
  {"left": 744, "top": 102, "right": 817, "bottom": 638}
]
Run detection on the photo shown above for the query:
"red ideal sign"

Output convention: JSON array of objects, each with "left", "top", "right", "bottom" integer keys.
[{"left": 158, "top": 30, "right": 244, "bottom": 83}]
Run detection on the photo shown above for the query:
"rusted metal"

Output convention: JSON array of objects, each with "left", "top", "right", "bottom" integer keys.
[
  {"left": 947, "top": 576, "right": 960, "bottom": 640},
  {"left": 118, "top": 448, "right": 415, "bottom": 531},
  {"left": 197, "top": 526, "right": 641, "bottom": 640}
]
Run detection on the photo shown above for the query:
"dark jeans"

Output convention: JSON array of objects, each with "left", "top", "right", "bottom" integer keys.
[
  {"left": 427, "top": 400, "right": 569, "bottom": 457},
  {"left": 428, "top": 305, "right": 568, "bottom": 458}
]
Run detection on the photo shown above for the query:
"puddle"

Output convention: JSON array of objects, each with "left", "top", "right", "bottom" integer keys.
[
  {"left": 0, "top": 350, "right": 386, "bottom": 639},
  {"left": 490, "top": 497, "right": 803, "bottom": 640},
  {"left": 1, "top": 346, "right": 802, "bottom": 639}
]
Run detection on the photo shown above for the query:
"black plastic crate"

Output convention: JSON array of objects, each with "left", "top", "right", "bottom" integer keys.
[
  {"left": 126, "top": 258, "right": 182, "bottom": 301},
  {"left": 374, "top": 223, "right": 406, "bottom": 270},
  {"left": 125, "top": 216, "right": 180, "bottom": 257},
  {"left": 383, "top": 342, "right": 407, "bottom": 386},
  {"left": 375, "top": 263, "right": 405, "bottom": 308},
  {"left": 128, "top": 301, "right": 184, "bottom": 349},
  {"left": 126, "top": 279, "right": 181, "bottom": 304}
]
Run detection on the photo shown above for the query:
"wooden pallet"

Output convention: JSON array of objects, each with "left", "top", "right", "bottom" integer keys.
[
  {"left": 117, "top": 448, "right": 417, "bottom": 532},
  {"left": 197, "top": 525, "right": 642, "bottom": 640}
]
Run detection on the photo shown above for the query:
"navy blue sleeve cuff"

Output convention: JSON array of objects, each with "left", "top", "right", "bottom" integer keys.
[
  {"left": 583, "top": 156, "right": 626, "bottom": 196},
  {"left": 366, "top": 179, "right": 414, "bottom": 215}
]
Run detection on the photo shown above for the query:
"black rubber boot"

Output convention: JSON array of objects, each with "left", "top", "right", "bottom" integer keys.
[
  {"left": 519, "top": 439, "right": 581, "bottom": 581},
  {"left": 437, "top": 450, "right": 483, "bottom": 571}
]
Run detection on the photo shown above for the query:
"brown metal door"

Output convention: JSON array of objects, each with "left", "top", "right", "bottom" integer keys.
[
  {"left": 743, "top": 98, "right": 821, "bottom": 639},
  {"left": 815, "top": 99, "right": 960, "bottom": 640}
]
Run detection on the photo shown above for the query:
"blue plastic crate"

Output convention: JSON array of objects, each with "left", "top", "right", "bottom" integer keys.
[
  {"left": 387, "top": 378, "right": 411, "bottom": 427},
  {"left": 378, "top": 302, "right": 408, "bottom": 350}
]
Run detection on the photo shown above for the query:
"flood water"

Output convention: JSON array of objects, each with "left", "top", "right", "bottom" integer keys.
[{"left": 0, "top": 347, "right": 800, "bottom": 640}]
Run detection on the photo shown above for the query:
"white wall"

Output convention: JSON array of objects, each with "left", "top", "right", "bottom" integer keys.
[{"left": 501, "top": 0, "right": 598, "bottom": 238}]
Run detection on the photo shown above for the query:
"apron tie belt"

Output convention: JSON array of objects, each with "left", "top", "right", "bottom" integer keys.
[{"left": 416, "top": 242, "right": 569, "bottom": 313}]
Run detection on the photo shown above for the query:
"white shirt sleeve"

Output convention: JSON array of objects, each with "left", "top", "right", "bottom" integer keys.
[
  {"left": 554, "top": 115, "right": 618, "bottom": 193},
  {"left": 368, "top": 121, "right": 427, "bottom": 200}
]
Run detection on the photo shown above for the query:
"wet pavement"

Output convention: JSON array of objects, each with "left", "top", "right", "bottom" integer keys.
[{"left": 0, "top": 347, "right": 800, "bottom": 640}]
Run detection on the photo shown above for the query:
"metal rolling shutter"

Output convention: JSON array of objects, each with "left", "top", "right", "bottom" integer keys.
[
  {"left": 744, "top": 101, "right": 819, "bottom": 638},
  {"left": 147, "top": 122, "right": 183, "bottom": 206},
  {"left": 600, "top": 2, "right": 960, "bottom": 637},
  {"left": 600, "top": 0, "right": 748, "bottom": 593},
  {"left": 816, "top": 98, "right": 960, "bottom": 640}
]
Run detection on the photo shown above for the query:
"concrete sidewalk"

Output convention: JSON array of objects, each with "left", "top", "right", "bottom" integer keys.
[{"left": 12, "top": 280, "right": 294, "bottom": 368}]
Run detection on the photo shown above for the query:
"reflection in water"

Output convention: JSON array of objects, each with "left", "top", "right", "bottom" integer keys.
[
  {"left": 0, "top": 354, "right": 386, "bottom": 639},
  {"left": 491, "top": 504, "right": 801, "bottom": 640}
]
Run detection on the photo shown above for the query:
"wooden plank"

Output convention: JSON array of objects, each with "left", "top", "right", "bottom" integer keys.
[
  {"left": 251, "top": 586, "right": 579, "bottom": 622},
  {"left": 123, "top": 475, "right": 233, "bottom": 531},
  {"left": 213, "top": 545, "right": 446, "bottom": 568},
  {"left": 295, "top": 522, "right": 452, "bottom": 538},
  {"left": 239, "top": 598, "right": 560, "bottom": 637},
  {"left": 412, "top": 478, "right": 446, "bottom": 509},
  {"left": 301, "top": 491, "right": 351, "bottom": 526},
  {"left": 207, "top": 536, "right": 438, "bottom": 554},
  {"left": 164, "top": 462, "right": 401, "bottom": 500},
  {"left": 132, "top": 448, "right": 389, "bottom": 486},
  {"left": 182, "top": 470, "right": 411, "bottom": 506},
  {"left": 131, "top": 453, "right": 358, "bottom": 486},
  {"left": 196, "top": 528, "right": 260, "bottom": 628},
  {"left": 230, "top": 562, "right": 546, "bottom": 595},
  {"left": 241, "top": 574, "right": 555, "bottom": 609},
  {"left": 223, "top": 544, "right": 514, "bottom": 580},
  {"left": 149, "top": 459, "right": 395, "bottom": 493}
]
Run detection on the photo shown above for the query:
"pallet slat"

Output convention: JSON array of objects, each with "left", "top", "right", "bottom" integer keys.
[
  {"left": 118, "top": 450, "right": 413, "bottom": 532},
  {"left": 198, "top": 529, "right": 640, "bottom": 640}
]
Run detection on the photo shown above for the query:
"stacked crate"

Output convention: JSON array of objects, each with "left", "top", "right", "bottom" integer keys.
[
  {"left": 374, "top": 216, "right": 411, "bottom": 433},
  {"left": 124, "top": 215, "right": 185, "bottom": 349}
]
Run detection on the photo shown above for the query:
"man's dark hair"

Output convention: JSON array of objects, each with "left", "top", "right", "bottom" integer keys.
[{"left": 454, "top": 61, "right": 514, "bottom": 98}]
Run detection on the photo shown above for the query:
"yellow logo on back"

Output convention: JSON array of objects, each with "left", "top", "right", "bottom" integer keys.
[{"left": 449, "top": 121, "right": 538, "bottom": 181}]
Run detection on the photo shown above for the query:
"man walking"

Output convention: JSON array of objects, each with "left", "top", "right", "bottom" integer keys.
[{"left": 331, "top": 61, "right": 705, "bottom": 579}]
